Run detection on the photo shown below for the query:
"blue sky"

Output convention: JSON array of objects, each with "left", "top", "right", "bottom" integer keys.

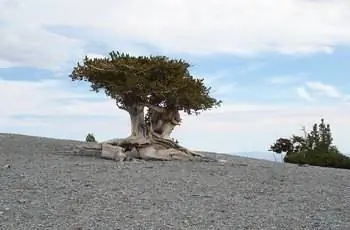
[{"left": 1, "top": 0, "right": 350, "bottom": 161}]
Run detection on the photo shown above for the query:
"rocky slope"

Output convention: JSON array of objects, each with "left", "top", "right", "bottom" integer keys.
[{"left": 0, "top": 133, "right": 349, "bottom": 230}]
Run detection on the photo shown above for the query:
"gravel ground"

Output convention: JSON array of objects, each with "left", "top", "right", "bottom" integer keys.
[{"left": 0, "top": 133, "right": 349, "bottom": 230}]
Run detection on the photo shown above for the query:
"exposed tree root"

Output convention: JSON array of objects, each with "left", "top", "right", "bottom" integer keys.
[{"left": 80, "top": 135, "right": 221, "bottom": 162}]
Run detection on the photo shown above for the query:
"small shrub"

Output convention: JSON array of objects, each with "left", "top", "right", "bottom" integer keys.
[
  {"left": 85, "top": 133, "right": 97, "bottom": 143},
  {"left": 171, "top": 138, "right": 179, "bottom": 144}
]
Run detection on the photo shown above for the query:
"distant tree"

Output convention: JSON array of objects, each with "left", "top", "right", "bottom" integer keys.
[
  {"left": 85, "top": 133, "right": 97, "bottom": 143},
  {"left": 269, "top": 138, "right": 293, "bottom": 154},
  {"left": 269, "top": 118, "right": 350, "bottom": 169},
  {"left": 70, "top": 51, "right": 221, "bottom": 161}
]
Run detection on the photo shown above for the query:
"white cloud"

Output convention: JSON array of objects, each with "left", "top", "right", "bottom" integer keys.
[
  {"left": 0, "top": 79, "right": 123, "bottom": 117},
  {"left": 0, "top": 59, "right": 16, "bottom": 68},
  {"left": 176, "top": 103, "right": 350, "bottom": 154},
  {"left": 305, "top": 81, "right": 343, "bottom": 98},
  {"left": 1, "top": 0, "right": 350, "bottom": 69},
  {"left": 0, "top": 79, "right": 349, "bottom": 155},
  {"left": 0, "top": 23, "right": 84, "bottom": 70},
  {"left": 296, "top": 87, "right": 314, "bottom": 101}
]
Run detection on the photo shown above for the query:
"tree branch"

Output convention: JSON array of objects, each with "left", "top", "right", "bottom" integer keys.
[
  {"left": 141, "top": 102, "right": 165, "bottom": 113},
  {"left": 170, "top": 116, "right": 181, "bottom": 125},
  {"left": 90, "top": 65, "right": 115, "bottom": 72}
]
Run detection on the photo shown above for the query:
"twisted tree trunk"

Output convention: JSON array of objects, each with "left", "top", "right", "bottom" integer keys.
[
  {"left": 148, "top": 106, "right": 180, "bottom": 139},
  {"left": 127, "top": 105, "right": 147, "bottom": 138},
  {"left": 80, "top": 104, "right": 219, "bottom": 162}
]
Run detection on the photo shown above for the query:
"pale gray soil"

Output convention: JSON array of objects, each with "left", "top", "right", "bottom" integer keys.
[{"left": 0, "top": 133, "right": 349, "bottom": 230}]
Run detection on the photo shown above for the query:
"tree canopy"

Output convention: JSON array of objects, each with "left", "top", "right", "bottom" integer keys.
[{"left": 70, "top": 51, "right": 221, "bottom": 114}]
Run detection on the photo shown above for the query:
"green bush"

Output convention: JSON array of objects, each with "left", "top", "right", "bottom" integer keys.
[
  {"left": 270, "top": 118, "right": 350, "bottom": 170},
  {"left": 285, "top": 150, "right": 350, "bottom": 169},
  {"left": 85, "top": 133, "right": 97, "bottom": 143}
]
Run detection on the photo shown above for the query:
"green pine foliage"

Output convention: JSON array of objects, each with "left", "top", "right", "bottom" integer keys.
[
  {"left": 270, "top": 118, "right": 350, "bottom": 170},
  {"left": 85, "top": 133, "right": 97, "bottom": 143},
  {"left": 69, "top": 51, "right": 221, "bottom": 115}
]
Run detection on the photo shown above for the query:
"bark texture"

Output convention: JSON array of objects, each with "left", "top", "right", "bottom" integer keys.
[
  {"left": 147, "top": 107, "right": 181, "bottom": 139},
  {"left": 86, "top": 134, "right": 203, "bottom": 161},
  {"left": 127, "top": 105, "right": 147, "bottom": 137},
  {"left": 81, "top": 104, "right": 221, "bottom": 162}
]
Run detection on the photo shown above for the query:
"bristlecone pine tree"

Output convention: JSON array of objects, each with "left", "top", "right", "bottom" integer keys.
[{"left": 70, "top": 51, "right": 222, "bottom": 161}]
